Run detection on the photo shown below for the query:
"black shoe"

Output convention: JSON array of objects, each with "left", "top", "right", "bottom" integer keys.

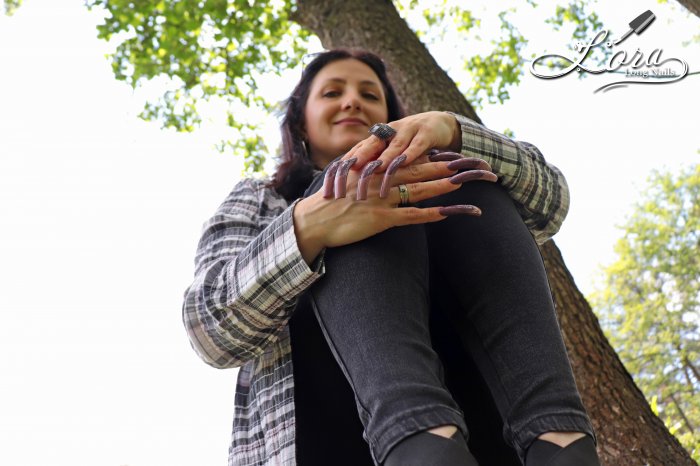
[
  {"left": 383, "top": 429, "right": 479, "bottom": 466},
  {"left": 525, "top": 436, "right": 601, "bottom": 466}
]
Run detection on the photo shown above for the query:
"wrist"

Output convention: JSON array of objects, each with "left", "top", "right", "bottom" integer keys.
[
  {"left": 448, "top": 113, "right": 462, "bottom": 153},
  {"left": 293, "top": 197, "right": 326, "bottom": 266}
]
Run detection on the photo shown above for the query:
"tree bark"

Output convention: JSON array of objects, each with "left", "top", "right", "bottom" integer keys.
[
  {"left": 292, "top": 1, "right": 697, "bottom": 464},
  {"left": 541, "top": 241, "right": 696, "bottom": 465},
  {"left": 291, "top": 0, "right": 481, "bottom": 123},
  {"left": 675, "top": 0, "right": 700, "bottom": 19}
]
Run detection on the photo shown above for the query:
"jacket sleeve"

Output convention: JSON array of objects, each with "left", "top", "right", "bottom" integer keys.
[
  {"left": 182, "top": 178, "right": 326, "bottom": 369},
  {"left": 449, "top": 112, "right": 570, "bottom": 244}
]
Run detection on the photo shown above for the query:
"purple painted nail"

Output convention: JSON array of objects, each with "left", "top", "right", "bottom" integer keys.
[
  {"left": 379, "top": 154, "right": 407, "bottom": 198},
  {"left": 323, "top": 161, "right": 341, "bottom": 198},
  {"left": 429, "top": 151, "right": 463, "bottom": 162},
  {"left": 335, "top": 158, "right": 357, "bottom": 199},
  {"left": 438, "top": 205, "right": 482, "bottom": 216},
  {"left": 357, "top": 160, "right": 383, "bottom": 201},
  {"left": 449, "top": 170, "right": 499, "bottom": 184},
  {"left": 428, "top": 148, "right": 441, "bottom": 156},
  {"left": 446, "top": 157, "right": 493, "bottom": 172}
]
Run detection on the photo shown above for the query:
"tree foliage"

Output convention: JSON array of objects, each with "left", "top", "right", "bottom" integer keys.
[
  {"left": 2, "top": 0, "right": 21, "bottom": 16},
  {"left": 78, "top": 0, "right": 600, "bottom": 172},
  {"left": 589, "top": 163, "right": 700, "bottom": 461},
  {"left": 85, "top": 0, "right": 314, "bottom": 172}
]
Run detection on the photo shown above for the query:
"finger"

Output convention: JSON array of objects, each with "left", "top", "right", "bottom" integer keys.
[
  {"left": 347, "top": 133, "right": 393, "bottom": 170},
  {"left": 448, "top": 170, "right": 498, "bottom": 184},
  {"left": 379, "top": 154, "right": 407, "bottom": 198},
  {"left": 375, "top": 131, "right": 413, "bottom": 171},
  {"left": 379, "top": 156, "right": 490, "bottom": 191},
  {"left": 446, "top": 157, "right": 493, "bottom": 172},
  {"left": 356, "top": 160, "right": 383, "bottom": 201},
  {"left": 334, "top": 158, "right": 357, "bottom": 199},
  {"left": 392, "top": 161, "right": 456, "bottom": 185},
  {"left": 411, "top": 152, "right": 432, "bottom": 165},
  {"left": 388, "top": 177, "right": 457, "bottom": 206},
  {"left": 391, "top": 205, "right": 482, "bottom": 228},
  {"left": 322, "top": 160, "right": 342, "bottom": 198},
  {"left": 387, "top": 129, "right": 432, "bottom": 168},
  {"left": 390, "top": 169, "right": 501, "bottom": 206},
  {"left": 413, "top": 153, "right": 432, "bottom": 165},
  {"left": 429, "top": 151, "right": 463, "bottom": 162}
]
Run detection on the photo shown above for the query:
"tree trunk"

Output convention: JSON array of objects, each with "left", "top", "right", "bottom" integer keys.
[
  {"left": 541, "top": 241, "right": 695, "bottom": 465},
  {"left": 675, "top": 0, "right": 700, "bottom": 19},
  {"left": 291, "top": 0, "right": 481, "bottom": 124},
  {"left": 292, "top": 1, "right": 696, "bottom": 464}
]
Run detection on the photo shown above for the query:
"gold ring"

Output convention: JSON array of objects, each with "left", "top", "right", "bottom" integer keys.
[{"left": 398, "top": 184, "right": 410, "bottom": 206}]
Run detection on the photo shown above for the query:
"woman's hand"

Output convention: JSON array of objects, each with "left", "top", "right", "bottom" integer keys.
[
  {"left": 340, "top": 111, "right": 462, "bottom": 173},
  {"left": 292, "top": 154, "right": 496, "bottom": 265}
]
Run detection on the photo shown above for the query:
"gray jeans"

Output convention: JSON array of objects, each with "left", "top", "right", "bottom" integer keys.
[{"left": 300, "top": 158, "right": 595, "bottom": 465}]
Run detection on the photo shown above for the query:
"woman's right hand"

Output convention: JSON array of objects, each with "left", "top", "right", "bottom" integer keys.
[{"left": 292, "top": 153, "right": 497, "bottom": 265}]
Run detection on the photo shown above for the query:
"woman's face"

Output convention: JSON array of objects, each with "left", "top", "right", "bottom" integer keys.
[{"left": 304, "top": 58, "right": 389, "bottom": 169}]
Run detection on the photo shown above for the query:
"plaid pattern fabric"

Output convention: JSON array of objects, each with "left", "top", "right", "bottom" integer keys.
[
  {"left": 182, "top": 115, "right": 570, "bottom": 466},
  {"left": 449, "top": 112, "right": 570, "bottom": 244}
]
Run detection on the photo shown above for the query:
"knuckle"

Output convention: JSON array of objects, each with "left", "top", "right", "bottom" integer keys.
[
  {"left": 410, "top": 134, "right": 426, "bottom": 146},
  {"left": 402, "top": 207, "right": 422, "bottom": 222},
  {"left": 445, "top": 180, "right": 461, "bottom": 193},
  {"left": 409, "top": 182, "right": 424, "bottom": 198},
  {"left": 431, "top": 164, "right": 448, "bottom": 179},
  {"left": 366, "top": 208, "right": 386, "bottom": 228},
  {"left": 389, "top": 137, "right": 406, "bottom": 149}
]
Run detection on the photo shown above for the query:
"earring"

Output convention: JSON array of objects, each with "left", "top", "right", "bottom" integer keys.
[{"left": 303, "top": 140, "right": 310, "bottom": 158}]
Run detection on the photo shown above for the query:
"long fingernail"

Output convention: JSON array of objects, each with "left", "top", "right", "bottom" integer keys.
[
  {"left": 323, "top": 161, "right": 341, "bottom": 198},
  {"left": 335, "top": 158, "right": 357, "bottom": 199},
  {"left": 357, "top": 160, "right": 383, "bottom": 201},
  {"left": 449, "top": 170, "right": 499, "bottom": 184},
  {"left": 323, "top": 160, "right": 343, "bottom": 199},
  {"left": 428, "top": 148, "right": 441, "bottom": 156},
  {"left": 446, "top": 157, "right": 493, "bottom": 172},
  {"left": 438, "top": 205, "right": 482, "bottom": 216},
  {"left": 379, "top": 154, "right": 407, "bottom": 199},
  {"left": 429, "top": 151, "right": 462, "bottom": 162}
]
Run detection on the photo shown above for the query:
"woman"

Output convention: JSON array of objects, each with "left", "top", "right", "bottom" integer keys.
[{"left": 182, "top": 49, "right": 600, "bottom": 466}]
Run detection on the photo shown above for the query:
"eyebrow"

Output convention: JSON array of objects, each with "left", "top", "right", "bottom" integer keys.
[{"left": 323, "top": 78, "right": 381, "bottom": 87}]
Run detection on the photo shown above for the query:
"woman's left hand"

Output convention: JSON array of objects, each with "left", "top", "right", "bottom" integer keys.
[{"left": 340, "top": 111, "right": 462, "bottom": 173}]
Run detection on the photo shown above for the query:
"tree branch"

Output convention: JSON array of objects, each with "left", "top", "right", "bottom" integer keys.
[
  {"left": 669, "top": 392, "right": 696, "bottom": 434},
  {"left": 683, "top": 355, "right": 700, "bottom": 385}
]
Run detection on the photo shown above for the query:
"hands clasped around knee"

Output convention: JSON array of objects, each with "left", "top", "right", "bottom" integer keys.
[{"left": 295, "top": 151, "right": 498, "bottom": 253}]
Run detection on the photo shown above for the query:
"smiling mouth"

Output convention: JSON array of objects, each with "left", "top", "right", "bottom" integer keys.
[{"left": 335, "top": 119, "right": 367, "bottom": 125}]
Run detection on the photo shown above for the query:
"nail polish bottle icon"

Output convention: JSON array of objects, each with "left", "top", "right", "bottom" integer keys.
[{"left": 613, "top": 10, "right": 656, "bottom": 46}]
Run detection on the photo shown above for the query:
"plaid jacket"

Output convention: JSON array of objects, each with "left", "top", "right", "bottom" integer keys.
[{"left": 182, "top": 114, "right": 570, "bottom": 465}]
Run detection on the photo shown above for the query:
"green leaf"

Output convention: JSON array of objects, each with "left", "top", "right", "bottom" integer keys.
[{"left": 589, "top": 163, "right": 700, "bottom": 458}]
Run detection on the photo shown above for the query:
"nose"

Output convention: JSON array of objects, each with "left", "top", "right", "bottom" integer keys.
[{"left": 342, "top": 91, "right": 362, "bottom": 110}]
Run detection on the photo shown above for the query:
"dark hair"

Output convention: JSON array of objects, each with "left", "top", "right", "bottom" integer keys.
[{"left": 266, "top": 48, "right": 406, "bottom": 203}]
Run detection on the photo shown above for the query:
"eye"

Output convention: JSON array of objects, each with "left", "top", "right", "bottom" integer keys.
[
  {"left": 363, "top": 93, "right": 379, "bottom": 100},
  {"left": 322, "top": 90, "right": 341, "bottom": 98}
]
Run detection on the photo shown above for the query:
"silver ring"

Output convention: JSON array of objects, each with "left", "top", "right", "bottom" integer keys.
[
  {"left": 369, "top": 123, "right": 397, "bottom": 143},
  {"left": 398, "top": 184, "right": 410, "bottom": 206}
]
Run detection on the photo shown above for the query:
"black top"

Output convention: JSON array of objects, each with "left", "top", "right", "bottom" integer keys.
[{"left": 289, "top": 292, "right": 376, "bottom": 466}]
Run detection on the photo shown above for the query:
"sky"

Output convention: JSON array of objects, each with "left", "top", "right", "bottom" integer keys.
[{"left": 0, "top": 1, "right": 698, "bottom": 465}]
